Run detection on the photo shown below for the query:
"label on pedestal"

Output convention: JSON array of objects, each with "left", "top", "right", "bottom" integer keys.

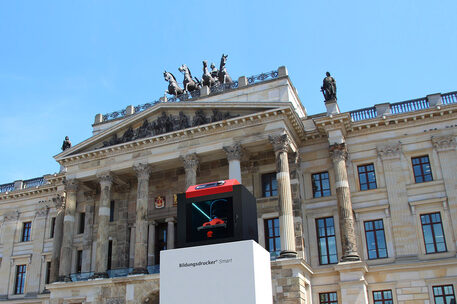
[{"left": 160, "top": 240, "right": 272, "bottom": 304}]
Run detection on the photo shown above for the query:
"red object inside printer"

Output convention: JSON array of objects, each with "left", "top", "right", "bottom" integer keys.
[{"left": 185, "top": 179, "right": 240, "bottom": 198}]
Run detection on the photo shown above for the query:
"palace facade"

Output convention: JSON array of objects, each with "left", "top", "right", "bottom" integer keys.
[{"left": 0, "top": 67, "right": 456, "bottom": 304}]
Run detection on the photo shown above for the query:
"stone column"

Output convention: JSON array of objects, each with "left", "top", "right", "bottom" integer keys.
[
  {"left": 181, "top": 153, "right": 199, "bottom": 188},
  {"left": 93, "top": 173, "right": 113, "bottom": 278},
  {"left": 27, "top": 206, "right": 49, "bottom": 296},
  {"left": 329, "top": 143, "right": 360, "bottom": 262},
  {"left": 432, "top": 135, "right": 457, "bottom": 244},
  {"left": 223, "top": 143, "right": 243, "bottom": 182},
  {"left": 82, "top": 197, "right": 95, "bottom": 273},
  {"left": 166, "top": 218, "right": 175, "bottom": 250},
  {"left": 50, "top": 195, "right": 65, "bottom": 283},
  {"left": 0, "top": 210, "right": 19, "bottom": 299},
  {"left": 269, "top": 134, "right": 297, "bottom": 258},
  {"left": 148, "top": 221, "right": 157, "bottom": 265},
  {"left": 131, "top": 163, "right": 152, "bottom": 274},
  {"left": 58, "top": 179, "right": 78, "bottom": 281}
]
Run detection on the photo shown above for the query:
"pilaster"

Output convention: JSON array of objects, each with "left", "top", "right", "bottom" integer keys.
[
  {"left": 0, "top": 210, "right": 19, "bottom": 298},
  {"left": 334, "top": 261, "right": 369, "bottom": 304}
]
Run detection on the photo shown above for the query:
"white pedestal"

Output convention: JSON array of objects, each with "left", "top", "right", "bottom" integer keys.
[{"left": 160, "top": 240, "right": 272, "bottom": 304}]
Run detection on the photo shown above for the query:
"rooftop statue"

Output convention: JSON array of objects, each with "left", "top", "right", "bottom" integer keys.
[
  {"left": 178, "top": 64, "right": 201, "bottom": 93},
  {"left": 210, "top": 62, "right": 219, "bottom": 81},
  {"left": 321, "top": 72, "right": 337, "bottom": 102},
  {"left": 202, "top": 60, "right": 218, "bottom": 87},
  {"left": 164, "top": 71, "right": 184, "bottom": 97},
  {"left": 61, "top": 136, "right": 72, "bottom": 151},
  {"left": 218, "top": 54, "right": 232, "bottom": 84}
]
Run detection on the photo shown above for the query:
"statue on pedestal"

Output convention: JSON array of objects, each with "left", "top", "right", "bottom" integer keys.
[
  {"left": 61, "top": 136, "right": 72, "bottom": 151},
  {"left": 321, "top": 72, "right": 337, "bottom": 102}
]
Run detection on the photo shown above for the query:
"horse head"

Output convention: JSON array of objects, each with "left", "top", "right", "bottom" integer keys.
[{"left": 178, "top": 64, "right": 189, "bottom": 75}]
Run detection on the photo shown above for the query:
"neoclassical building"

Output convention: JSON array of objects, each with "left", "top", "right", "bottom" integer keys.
[{"left": 0, "top": 66, "right": 456, "bottom": 304}]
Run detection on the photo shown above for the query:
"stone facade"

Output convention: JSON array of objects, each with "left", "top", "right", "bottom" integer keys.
[{"left": 0, "top": 68, "right": 456, "bottom": 303}]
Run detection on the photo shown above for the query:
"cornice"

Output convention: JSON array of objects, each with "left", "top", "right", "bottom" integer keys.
[
  {"left": 0, "top": 184, "right": 60, "bottom": 201},
  {"left": 57, "top": 106, "right": 306, "bottom": 167}
]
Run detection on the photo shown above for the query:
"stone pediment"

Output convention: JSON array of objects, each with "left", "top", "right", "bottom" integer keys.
[{"left": 55, "top": 102, "right": 290, "bottom": 160}]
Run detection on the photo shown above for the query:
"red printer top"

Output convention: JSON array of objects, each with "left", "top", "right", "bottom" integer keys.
[{"left": 185, "top": 179, "right": 240, "bottom": 198}]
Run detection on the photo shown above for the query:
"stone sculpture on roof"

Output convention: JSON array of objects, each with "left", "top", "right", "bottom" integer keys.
[{"left": 321, "top": 72, "right": 337, "bottom": 102}]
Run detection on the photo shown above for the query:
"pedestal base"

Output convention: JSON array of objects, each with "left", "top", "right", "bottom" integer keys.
[
  {"left": 279, "top": 250, "right": 297, "bottom": 258},
  {"left": 325, "top": 100, "right": 340, "bottom": 115},
  {"left": 160, "top": 240, "right": 272, "bottom": 304}
]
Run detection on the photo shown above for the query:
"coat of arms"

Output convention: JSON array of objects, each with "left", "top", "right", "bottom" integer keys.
[{"left": 155, "top": 196, "right": 165, "bottom": 209}]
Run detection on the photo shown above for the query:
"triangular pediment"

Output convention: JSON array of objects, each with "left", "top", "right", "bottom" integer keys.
[{"left": 55, "top": 102, "right": 292, "bottom": 160}]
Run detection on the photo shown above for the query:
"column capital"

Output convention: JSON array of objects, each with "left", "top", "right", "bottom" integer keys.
[
  {"left": 269, "top": 134, "right": 290, "bottom": 153},
  {"left": 377, "top": 142, "right": 402, "bottom": 160},
  {"left": 165, "top": 217, "right": 175, "bottom": 223},
  {"left": 52, "top": 194, "right": 66, "bottom": 211},
  {"left": 432, "top": 135, "right": 457, "bottom": 152},
  {"left": 97, "top": 172, "right": 113, "bottom": 187},
  {"left": 133, "top": 163, "right": 152, "bottom": 180},
  {"left": 223, "top": 143, "right": 243, "bottom": 161},
  {"left": 329, "top": 143, "right": 348, "bottom": 162},
  {"left": 65, "top": 178, "right": 79, "bottom": 193},
  {"left": 180, "top": 153, "right": 199, "bottom": 171}
]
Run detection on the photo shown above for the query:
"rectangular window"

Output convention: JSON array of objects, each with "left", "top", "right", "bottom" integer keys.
[
  {"left": 357, "top": 164, "right": 377, "bottom": 191},
  {"left": 76, "top": 250, "right": 83, "bottom": 273},
  {"left": 15, "top": 264, "right": 26, "bottom": 294},
  {"left": 78, "top": 212, "right": 85, "bottom": 234},
  {"left": 107, "top": 240, "right": 113, "bottom": 270},
  {"left": 50, "top": 217, "right": 56, "bottom": 238},
  {"left": 22, "top": 222, "right": 32, "bottom": 242},
  {"left": 264, "top": 218, "right": 281, "bottom": 258},
  {"left": 312, "top": 172, "right": 331, "bottom": 198},
  {"left": 316, "top": 217, "right": 338, "bottom": 265},
  {"left": 110, "top": 200, "right": 115, "bottom": 222},
  {"left": 364, "top": 219, "right": 388, "bottom": 259},
  {"left": 433, "top": 285, "right": 455, "bottom": 304},
  {"left": 412, "top": 155, "right": 433, "bottom": 183},
  {"left": 155, "top": 223, "right": 167, "bottom": 264},
  {"left": 421, "top": 212, "right": 446, "bottom": 254},
  {"left": 45, "top": 261, "right": 51, "bottom": 284},
  {"left": 319, "top": 292, "right": 338, "bottom": 304},
  {"left": 373, "top": 290, "right": 393, "bottom": 304},
  {"left": 262, "top": 173, "right": 277, "bottom": 197}
]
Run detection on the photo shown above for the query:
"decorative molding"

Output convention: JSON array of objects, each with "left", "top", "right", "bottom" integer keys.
[
  {"left": 65, "top": 179, "right": 79, "bottom": 193},
  {"left": 269, "top": 134, "right": 290, "bottom": 153},
  {"left": 3, "top": 210, "right": 19, "bottom": 222},
  {"left": 52, "top": 194, "right": 66, "bottom": 210},
  {"left": 180, "top": 153, "right": 199, "bottom": 171},
  {"left": 35, "top": 205, "right": 49, "bottom": 218},
  {"left": 432, "top": 135, "right": 457, "bottom": 152},
  {"left": 377, "top": 142, "right": 402, "bottom": 160},
  {"left": 133, "top": 163, "right": 152, "bottom": 180},
  {"left": 329, "top": 143, "right": 348, "bottom": 162},
  {"left": 223, "top": 143, "right": 243, "bottom": 161},
  {"left": 97, "top": 172, "right": 113, "bottom": 186}
]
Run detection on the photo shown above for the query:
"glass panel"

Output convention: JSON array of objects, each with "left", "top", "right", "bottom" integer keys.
[{"left": 365, "top": 221, "right": 373, "bottom": 231}]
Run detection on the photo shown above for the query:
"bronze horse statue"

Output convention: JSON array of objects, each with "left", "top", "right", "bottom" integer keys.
[
  {"left": 202, "top": 60, "right": 218, "bottom": 87},
  {"left": 218, "top": 54, "right": 232, "bottom": 84},
  {"left": 164, "top": 71, "right": 184, "bottom": 97},
  {"left": 178, "top": 64, "right": 201, "bottom": 93}
]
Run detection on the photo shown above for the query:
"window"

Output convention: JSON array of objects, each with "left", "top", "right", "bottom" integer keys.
[
  {"left": 50, "top": 217, "right": 56, "bottom": 238},
  {"left": 412, "top": 155, "right": 433, "bottom": 183},
  {"left": 110, "top": 200, "right": 115, "bottom": 222},
  {"left": 22, "top": 222, "right": 32, "bottom": 242},
  {"left": 373, "top": 290, "right": 393, "bottom": 304},
  {"left": 433, "top": 285, "right": 455, "bottom": 304},
  {"left": 262, "top": 173, "right": 277, "bottom": 197},
  {"left": 357, "top": 164, "right": 377, "bottom": 190},
  {"left": 264, "top": 218, "right": 281, "bottom": 258},
  {"left": 364, "top": 219, "right": 388, "bottom": 259},
  {"left": 420, "top": 212, "right": 446, "bottom": 254},
  {"left": 107, "top": 240, "right": 113, "bottom": 270},
  {"left": 312, "top": 172, "right": 331, "bottom": 198},
  {"left": 155, "top": 223, "right": 167, "bottom": 264},
  {"left": 316, "top": 217, "right": 338, "bottom": 265},
  {"left": 15, "top": 264, "right": 26, "bottom": 294},
  {"left": 45, "top": 261, "right": 51, "bottom": 284},
  {"left": 78, "top": 213, "right": 85, "bottom": 234},
  {"left": 319, "top": 292, "right": 338, "bottom": 304},
  {"left": 76, "top": 250, "right": 83, "bottom": 273}
]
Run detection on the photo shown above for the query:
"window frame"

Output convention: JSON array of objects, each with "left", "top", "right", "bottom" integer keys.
[
  {"left": 21, "top": 222, "right": 32, "bottom": 242},
  {"left": 312, "top": 171, "right": 331, "bottom": 198},
  {"left": 14, "top": 264, "right": 27, "bottom": 295},
  {"left": 357, "top": 163, "right": 377, "bottom": 191},
  {"left": 319, "top": 291, "right": 338, "bottom": 304},
  {"left": 261, "top": 172, "right": 278, "bottom": 197},
  {"left": 432, "top": 284, "right": 455, "bottom": 304},
  {"left": 364, "top": 219, "right": 388, "bottom": 260},
  {"left": 372, "top": 289, "right": 393, "bottom": 304},
  {"left": 420, "top": 212, "right": 447, "bottom": 254},
  {"left": 316, "top": 217, "right": 338, "bottom": 265},
  {"left": 411, "top": 155, "right": 433, "bottom": 183},
  {"left": 264, "top": 217, "right": 281, "bottom": 258}
]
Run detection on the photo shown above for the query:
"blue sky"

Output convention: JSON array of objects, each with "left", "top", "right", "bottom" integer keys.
[{"left": 0, "top": 0, "right": 456, "bottom": 184}]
